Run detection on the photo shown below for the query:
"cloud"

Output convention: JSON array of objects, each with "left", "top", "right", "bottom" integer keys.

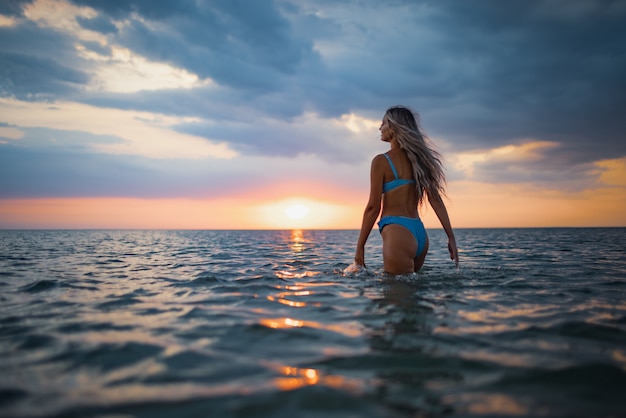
[
  {"left": 0, "top": 125, "right": 237, "bottom": 198},
  {"left": 1, "top": 0, "right": 625, "bottom": 195},
  {"left": 81, "top": 45, "right": 206, "bottom": 93},
  {"left": 75, "top": 13, "right": 117, "bottom": 34},
  {"left": 594, "top": 157, "right": 626, "bottom": 188},
  {"left": 0, "top": 0, "right": 35, "bottom": 17},
  {"left": 448, "top": 141, "right": 605, "bottom": 191},
  {"left": 0, "top": 123, "right": 24, "bottom": 142},
  {"left": 71, "top": 0, "right": 320, "bottom": 91},
  {"left": 0, "top": 123, "right": 371, "bottom": 199},
  {"left": 172, "top": 111, "right": 380, "bottom": 162},
  {"left": 0, "top": 98, "right": 235, "bottom": 159},
  {"left": 414, "top": 1, "right": 626, "bottom": 153},
  {"left": 0, "top": 51, "right": 88, "bottom": 100},
  {"left": 0, "top": 21, "right": 91, "bottom": 99}
]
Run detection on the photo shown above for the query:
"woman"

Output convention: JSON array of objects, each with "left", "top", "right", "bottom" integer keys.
[{"left": 354, "top": 106, "right": 458, "bottom": 274}]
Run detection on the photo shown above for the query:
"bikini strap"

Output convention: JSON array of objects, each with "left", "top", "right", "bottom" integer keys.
[{"left": 383, "top": 153, "right": 399, "bottom": 179}]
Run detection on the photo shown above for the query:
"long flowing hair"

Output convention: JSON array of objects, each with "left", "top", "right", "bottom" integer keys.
[{"left": 385, "top": 106, "right": 446, "bottom": 205}]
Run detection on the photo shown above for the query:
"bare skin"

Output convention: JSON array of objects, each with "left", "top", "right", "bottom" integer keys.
[{"left": 355, "top": 116, "right": 458, "bottom": 274}]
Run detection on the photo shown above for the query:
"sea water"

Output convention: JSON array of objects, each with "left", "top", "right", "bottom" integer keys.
[{"left": 0, "top": 228, "right": 625, "bottom": 417}]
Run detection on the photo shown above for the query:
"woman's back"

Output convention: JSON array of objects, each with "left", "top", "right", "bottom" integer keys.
[{"left": 380, "top": 149, "right": 419, "bottom": 218}]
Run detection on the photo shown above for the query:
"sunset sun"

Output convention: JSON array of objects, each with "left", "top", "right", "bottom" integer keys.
[
  {"left": 285, "top": 204, "right": 310, "bottom": 220},
  {"left": 253, "top": 197, "right": 354, "bottom": 229}
]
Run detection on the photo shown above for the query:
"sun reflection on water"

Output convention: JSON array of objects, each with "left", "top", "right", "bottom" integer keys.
[
  {"left": 270, "top": 365, "right": 364, "bottom": 392},
  {"left": 442, "top": 393, "right": 529, "bottom": 415},
  {"left": 259, "top": 317, "right": 362, "bottom": 337},
  {"left": 274, "top": 271, "right": 319, "bottom": 279},
  {"left": 266, "top": 289, "right": 318, "bottom": 308},
  {"left": 290, "top": 229, "right": 305, "bottom": 253},
  {"left": 266, "top": 295, "right": 309, "bottom": 308}
]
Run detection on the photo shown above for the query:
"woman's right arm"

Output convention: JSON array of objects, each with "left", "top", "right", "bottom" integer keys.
[
  {"left": 427, "top": 189, "right": 459, "bottom": 267},
  {"left": 355, "top": 156, "right": 384, "bottom": 267}
]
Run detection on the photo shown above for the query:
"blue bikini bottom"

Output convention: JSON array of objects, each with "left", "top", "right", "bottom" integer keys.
[{"left": 378, "top": 216, "right": 427, "bottom": 257}]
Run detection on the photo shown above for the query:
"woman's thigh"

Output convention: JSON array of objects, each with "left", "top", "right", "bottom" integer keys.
[
  {"left": 414, "top": 235, "right": 429, "bottom": 271},
  {"left": 381, "top": 224, "right": 418, "bottom": 274}
]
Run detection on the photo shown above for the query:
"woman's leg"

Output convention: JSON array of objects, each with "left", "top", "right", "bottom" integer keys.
[
  {"left": 381, "top": 224, "right": 417, "bottom": 274},
  {"left": 413, "top": 235, "right": 429, "bottom": 271}
]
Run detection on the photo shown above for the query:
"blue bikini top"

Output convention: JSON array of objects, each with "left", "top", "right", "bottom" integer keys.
[{"left": 382, "top": 153, "right": 416, "bottom": 193}]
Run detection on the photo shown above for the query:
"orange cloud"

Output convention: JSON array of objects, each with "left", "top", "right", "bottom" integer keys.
[
  {"left": 596, "top": 157, "right": 626, "bottom": 187},
  {"left": 433, "top": 180, "right": 626, "bottom": 228}
]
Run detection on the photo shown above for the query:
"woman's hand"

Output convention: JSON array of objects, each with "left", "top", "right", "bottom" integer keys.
[
  {"left": 354, "top": 247, "right": 366, "bottom": 268},
  {"left": 448, "top": 237, "right": 459, "bottom": 267}
]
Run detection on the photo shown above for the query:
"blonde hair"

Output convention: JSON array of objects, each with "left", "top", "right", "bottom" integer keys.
[{"left": 385, "top": 106, "right": 446, "bottom": 205}]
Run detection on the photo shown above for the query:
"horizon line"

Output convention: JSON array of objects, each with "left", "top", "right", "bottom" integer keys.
[{"left": 1, "top": 226, "right": 625, "bottom": 231}]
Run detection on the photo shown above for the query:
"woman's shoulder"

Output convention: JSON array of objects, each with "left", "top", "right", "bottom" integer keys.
[
  {"left": 367, "top": 154, "right": 388, "bottom": 177},
  {"left": 371, "top": 153, "right": 389, "bottom": 168}
]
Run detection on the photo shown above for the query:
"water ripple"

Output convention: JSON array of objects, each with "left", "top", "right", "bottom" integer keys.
[{"left": 0, "top": 228, "right": 625, "bottom": 417}]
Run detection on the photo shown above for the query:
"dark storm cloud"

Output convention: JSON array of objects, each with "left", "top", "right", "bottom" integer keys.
[
  {"left": 0, "top": 22, "right": 90, "bottom": 99},
  {"left": 0, "top": 0, "right": 34, "bottom": 17},
  {"left": 0, "top": 21, "right": 74, "bottom": 59},
  {"left": 68, "top": 0, "right": 197, "bottom": 20},
  {"left": 1, "top": 0, "right": 625, "bottom": 192},
  {"left": 0, "top": 52, "right": 88, "bottom": 100},
  {"left": 418, "top": 0, "right": 626, "bottom": 155},
  {"left": 76, "top": 0, "right": 626, "bottom": 165},
  {"left": 70, "top": 0, "right": 318, "bottom": 91}
]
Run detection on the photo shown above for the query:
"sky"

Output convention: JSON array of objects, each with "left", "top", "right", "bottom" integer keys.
[{"left": 1, "top": 0, "right": 625, "bottom": 229}]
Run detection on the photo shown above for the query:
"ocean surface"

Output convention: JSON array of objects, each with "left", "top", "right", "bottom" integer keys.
[{"left": 1, "top": 228, "right": 625, "bottom": 418}]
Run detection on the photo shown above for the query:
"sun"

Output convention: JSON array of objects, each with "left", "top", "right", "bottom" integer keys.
[
  {"left": 284, "top": 204, "right": 310, "bottom": 220},
  {"left": 254, "top": 197, "right": 353, "bottom": 229}
]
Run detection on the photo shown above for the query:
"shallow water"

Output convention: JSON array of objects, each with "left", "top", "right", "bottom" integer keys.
[{"left": 1, "top": 228, "right": 625, "bottom": 417}]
